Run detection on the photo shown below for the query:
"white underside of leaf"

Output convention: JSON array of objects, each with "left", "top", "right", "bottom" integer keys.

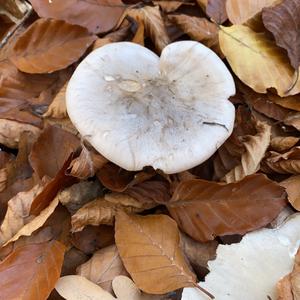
[{"left": 182, "top": 214, "right": 300, "bottom": 299}]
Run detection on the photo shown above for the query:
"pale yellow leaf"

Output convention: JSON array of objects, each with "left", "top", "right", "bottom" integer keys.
[{"left": 219, "top": 25, "right": 300, "bottom": 96}]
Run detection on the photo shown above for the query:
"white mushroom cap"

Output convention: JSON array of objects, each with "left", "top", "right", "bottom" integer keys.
[{"left": 66, "top": 41, "right": 235, "bottom": 174}]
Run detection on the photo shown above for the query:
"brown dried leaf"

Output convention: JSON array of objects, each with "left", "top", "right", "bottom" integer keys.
[
  {"left": 262, "top": 147, "right": 300, "bottom": 174},
  {"left": 115, "top": 211, "right": 197, "bottom": 294},
  {"left": 281, "top": 175, "right": 300, "bottom": 211},
  {"left": 11, "top": 18, "right": 96, "bottom": 74},
  {"left": 61, "top": 247, "right": 88, "bottom": 276},
  {"left": 168, "top": 15, "right": 219, "bottom": 50},
  {"left": 71, "top": 193, "right": 156, "bottom": 232},
  {"left": 226, "top": 0, "right": 279, "bottom": 24},
  {"left": 0, "top": 241, "right": 65, "bottom": 299},
  {"left": 167, "top": 174, "right": 287, "bottom": 242},
  {"left": 222, "top": 120, "right": 271, "bottom": 183},
  {"left": 77, "top": 244, "right": 127, "bottom": 293},
  {"left": 127, "top": 6, "right": 170, "bottom": 53},
  {"left": 268, "top": 93, "right": 300, "bottom": 111},
  {"left": 0, "top": 0, "right": 31, "bottom": 22},
  {"left": 277, "top": 247, "right": 300, "bottom": 299},
  {"left": 153, "top": 1, "right": 185, "bottom": 13},
  {"left": 28, "top": 0, "right": 125, "bottom": 34},
  {"left": 263, "top": 0, "right": 300, "bottom": 70},
  {"left": 43, "top": 81, "right": 68, "bottom": 119},
  {"left": 270, "top": 136, "right": 300, "bottom": 152},
  {"left": 206, "top": 0, "right": 227, "bottom": 24},
  {"left": 132, "top": 20, "right": 145, "bottom": 46},
  {"left": 29, "top": 125, "right": 80, "bottom": 179}
]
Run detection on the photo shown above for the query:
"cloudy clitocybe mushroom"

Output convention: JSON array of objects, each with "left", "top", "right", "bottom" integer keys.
[{"left": 66, "top": 41, "right": 235, "bottom": 174}]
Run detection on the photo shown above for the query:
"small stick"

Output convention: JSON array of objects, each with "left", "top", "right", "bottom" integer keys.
[{"left": 195, "top": 283, "right": 215, "bottom": 299}]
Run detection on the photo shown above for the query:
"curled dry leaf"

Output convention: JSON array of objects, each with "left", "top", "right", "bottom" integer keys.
[
  {"left": 268, "top": 93, "right": 300, "bottom": 111},
  {"left": 127, "top": 6, "right": 170, "bottom": 53},
  {"left": 29, "top": 125, "right": 80, "bottom": 179},
  {"left": 115, "top": 211, "right": 198, "bottom": 295},
  {"left": 132, "top": 20, "right": 145, "bottom": 46},
  {"left": 43, "top": 81, "right": 68, "bottom": 119},
  {"left": 219, "top": 25, "right": 300, "bottom": 96},
  {"left": 262, "top": 147, "right": 300, "bottom": 174},
  {"left": 222, "top": 120, "right": 271, "bottom": 183},
  {"left": 277, "top": 248, "right": 300, "bottom": 299},
  {"left": 167, "top": 174, "right": 287, "bottom": 242},
  {"left": 206, "top": 0, "right": 227, "bottom": 24},
  {"left": 71, "top": 193, "right": 157, "bottom": 232},
  {"left": 281, "top": 175, "right": 300, "bottom": 211},
  {"left": 28, "top": 0, "right": 125, "bottom": 34},
  {"left": 270, "top": 136, "right": 300, "bottom": 152},
  {"left": 263, "top": 0, "right": 300, "bottom": 70},
  {"left": 168, "top": 15, "right": 219, "bottom": 52},
  {"left": 11, "top": 18, "right": 96, "bottom": 74},
  {"left": 0, "top": 241, "right": 65, "bottom": 300},
  {"left": 182, "top": 214, "right": 300, "bottom": 300},
  {"left": 77, "top": 244, "right": 127, "bottom": 293},
  {"left": 58, "top": 180, "right": 102, "bottom": 214},
  {"left": 226, "top": 0, "right": 279, "bottom": 24}
]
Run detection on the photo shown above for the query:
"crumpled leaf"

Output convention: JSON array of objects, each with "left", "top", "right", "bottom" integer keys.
[
  {"left": 28, "top": 0, "right": 125, "bottom": 34},
  {"left": 0, "top": 241, "right": 65, "bottom": 300},
  {"left": 206, "top": 0, "right": 227, "bottom": 24},
  {"left": 182, "top": 213, "right": 300, "bottom": 300},
  {"left": 77, "top": 244, "right": 127, "bottom": 293},
  {"left": 226, "top": 0, "right": 279, "bottom": 24},
  {"left": 168, "top": 15, "right": 219, "bottom": 52},
  {"left": 263, "top": 0, "right": 300, "bottom": 70},
  {"left": 277, "top": 247, "right": 300, "bottom": 300},
  {"left": 71, "top": 193, "right": 157, "bottom": 232},
  {"left": 262, "top": 147, "right": 300, "bottom": 174},
  {"left": 219, "top": 25, "right": 300, "bottom": 96},
  {"left": 115, "top": 211, "right": 198, "bottom": 295},
  {"left": 29, "top": 125, "right": 80, "bottom": 179},
  {"left": 222, "top": 120, "right": 271, "bottom": 183},
  {"left": 281, "top": 175, "right": 300, "bottom": 211},
  {"left": 167, "top": 174, "right": 287, "bottom": 242},
  {"left": 11, "top": 18, "right": 96, "bottom": 74},
  {"left": 270, "top": 136, "right": 300, "bottom": 152},
  {"left": 127, "top": 6, "right": 170, "bottom": 53}
]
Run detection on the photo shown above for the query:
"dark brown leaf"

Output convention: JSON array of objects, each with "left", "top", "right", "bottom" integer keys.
[
  {"left": 11, "top": 18, "right": 96, "bottom": 74},
  {"left": 167, "top": 174, "right": 287, "bottom": 241},
  {"left": 263, "top": 0, "right": 300, "bottom": 70},
  {"left": 206, "top": 0, "right": 227, "bottom": 24},
  {"left": 28, "top": 0, "right": 125, "bottom": 34},
  {"left": 0, "top": 241, "right": 65, "bottom": 300}
]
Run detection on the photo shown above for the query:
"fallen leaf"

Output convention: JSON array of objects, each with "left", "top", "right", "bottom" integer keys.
[
  {"left": 226, "top": 0, "right": 279, "bottom": 24},
  {"left": 283, "top": 112, "right": 300, "bottom": 131},
  {"left": 71, "top": 225, "right": 115, "bottom": 255},
  {"left": 153, "top": 1, "right": 185, "bottom": 13},
  {"left": 222, "top": 120, "right": 271, "bottom": 183},
  {"left": 263, "top": 0, "right": 300, "bottom": 70},
  {"left": 268, "top": 93, "right": 300, "bottom": 111},
  {"left": 0, "top": 0, "right": 31, "bottom": 23},
  {"left": 219, "top": 25, "right": 300, "bottom": 96},
  {"left": 270, "top": 136, "right": 300, "bottom": 152},
  {"left": 43, "top": 81, "right": 68, "bottom": 119},
  {"left": 58, "top": 180, "right": 102, "bottom": 214},
  {"left": 10, "top": 18, "right": 96, "bottom": 74},
  {"left": 182, "top": 214, "right": 300, "bottom": 300},
  {"left": 206, "top": 0, "right": 227, "bottom": 24},
  {"left": 28, "top": 0, "right": 125, "bottom": 34},
  {"left": 277, "top": 248, "right": 300, "bottom": 300},
  {"left": 0, "top": 241, "right": 65, "bottom": 300},
  {"left": 29, "top": 125, "right": 80, "bottom": 179},
  {"left": 132, "top": 20, "right": 145, "bottom": 46},
  {"left": 77, "top": 244, "right": 127, "bottom": 293},
  {"left": 168, "top": 15, "right": 219, "bottom": 51},
  {"left": 71, "top": 193, "right": 156, "bottom": 232},
  {"left": 61, "top": 247, "right": 88, "bottom": 276},
  {"left": 196, "top": 0, "right": 207, "bottom": 10},
  {"left": 127, "top": 6, "right": 170, "bottom": 53},
  {"left": 281, "top": 175, "right": 300, "bottom": 212},
  {"left": 115, "top": 211, "right": 197, "bottom": 294},
  {"left": 167, "top": 174, "right": 287, "bottom": 241},
  {"left": 262, "top": 147, "right": 300, "bottom": 174}
]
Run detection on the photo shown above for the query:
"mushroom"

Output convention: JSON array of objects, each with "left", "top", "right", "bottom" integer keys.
[{"left": 66, "top": 41, "right": 235, "bottom": 174}]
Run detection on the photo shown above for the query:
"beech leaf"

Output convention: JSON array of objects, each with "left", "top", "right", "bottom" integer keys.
[
  {"left": 219, "top": 25, "right": 300, "bottom": 96},
  {"left": 11, "top": 18, "right": 97, "bottom": 74},
  {"left": 28, "top": 0, "right": 125, "bottom": 34},
  {"left": 281, "top": 175, "right": 300, "bottom": 211},
  {"left": 263, "top": 0, "right": 300, "bottom": 70},
  {"left": 206, "top": 0, "right": 227, "bottom": 24},
  {"left": 0, "top": 241, "right": 65, "bottom": 300},
  {"left": 167, "top": 174, "right": 287, "bottom": 242},
  {"left": 115, "top": 211, "right": 198, "bottom": 295}
]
